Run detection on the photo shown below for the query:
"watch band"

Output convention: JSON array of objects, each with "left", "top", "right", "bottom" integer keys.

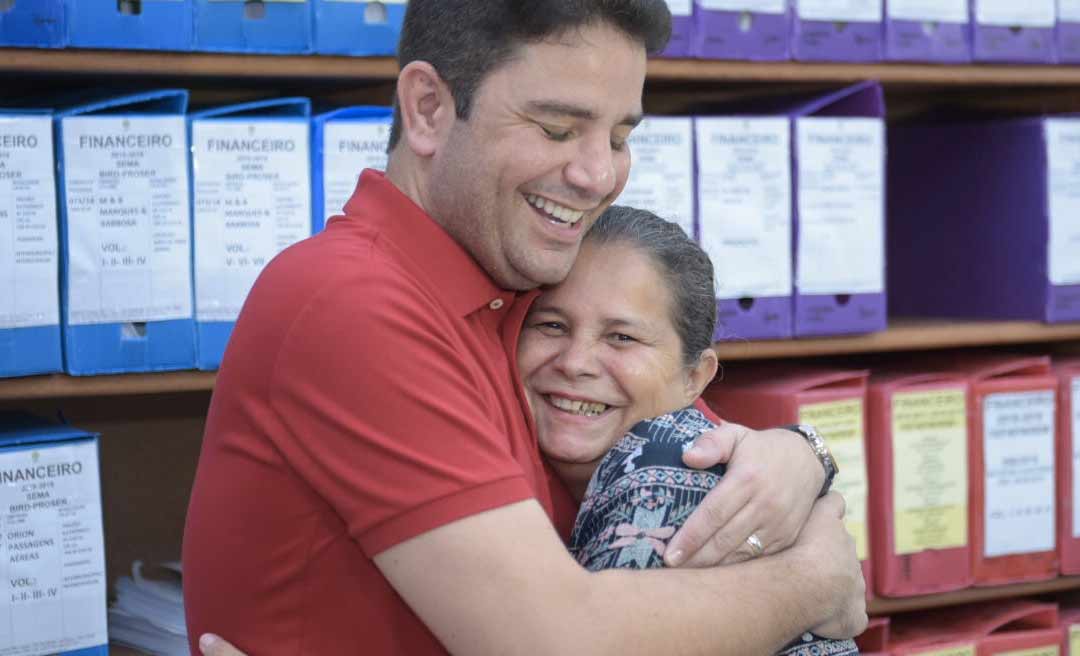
[{"left": 782, "top": 424, "right": 838, "bottom": 498}]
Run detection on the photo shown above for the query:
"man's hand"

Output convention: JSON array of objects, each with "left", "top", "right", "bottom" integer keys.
[
  {"left": 794, "top": 493, "right": 868, "bottom": 639},
  {"left": 199, "top": 634, "right": 247, "bottom": 656},
  {"left": 665, "top": 422, "right": 825, "bottom": 567}
]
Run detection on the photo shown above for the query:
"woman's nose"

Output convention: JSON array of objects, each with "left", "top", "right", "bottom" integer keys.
[{"left": 553, "top": 339, "right": 600, "bottom": 379}]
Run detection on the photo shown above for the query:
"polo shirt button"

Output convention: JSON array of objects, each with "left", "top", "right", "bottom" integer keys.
[{"left": 489, "top": 298, "right": 505, "bottom": 310}]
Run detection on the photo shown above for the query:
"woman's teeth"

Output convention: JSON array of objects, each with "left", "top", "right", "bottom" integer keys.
[
  {"left": 526, "top": 194, "right": 585, "bottom": 225},
  {"left": 548, "top": 395, "right": 608, "bottom": 416}
]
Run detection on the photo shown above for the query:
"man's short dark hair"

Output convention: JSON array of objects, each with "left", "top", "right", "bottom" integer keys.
[{"left": 387, "top": 0, "right": 671, "bottom": 150}]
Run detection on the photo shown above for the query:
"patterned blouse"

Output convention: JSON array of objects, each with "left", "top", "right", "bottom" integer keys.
[{"left": 568, "top": 406, "right": 860, "bottom": 656}]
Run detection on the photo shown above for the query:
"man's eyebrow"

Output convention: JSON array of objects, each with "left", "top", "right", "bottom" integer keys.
[{"left": 525, "top": 100, "right": 643, "bottom": 128}]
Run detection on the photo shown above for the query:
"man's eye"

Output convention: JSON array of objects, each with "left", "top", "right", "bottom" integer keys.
[
  {"left": 535, "top": 321, "right": 566, "bottom": 333},
  {"left": 611, "top": 138, "right": 627, "bottom": 152},
  {"left": 541, "top": 126, "right": 572, "bottom": 142}
]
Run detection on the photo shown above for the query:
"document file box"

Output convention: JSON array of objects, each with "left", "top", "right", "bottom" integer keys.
[
  {"left": 314, "top": 0, "right": 405, "bottom": 56},
  {"left": 662, "top": 0, "right": 693, "bottom": 57},
  {"left": 891, "top": 600, "right": 1059, "bottom": 656},
  {"left": 694, "top": 115, "right": 793, "bottom": 340},
  {"left": 55, "top": 90, "right": 195, "bottom": 376},
  {"left": 884, "top": 0, "right": 971, "bottom": 62},
  {"left": 704, "top": 365, "right": 872, "bottom": 593},
  {"left": 190, "top": 98, "right": 312, "bottom": 371},
  {"left": 312, "top": 106, "right": 391, "bottom": 233},
  {"left": 194, "top": 0, "right": 311, "bottom": 53},
  {"left": 0, "top": 413, "right": 106, "bottom": 656},
  {"left": 65, "top": 0, "right": 192, "bottom": 51},
  {"left": 0, "top": 110, "right": 62, "bottom": 378},
  {"left": 616, "top": 116, "right": 695, "bottom": 238},
  {"left": 1057, "top": 357, "right": 1080, "bottom": 575},
  {"left": 792, "top": 0, "right": 884, "bottom": 61},
  {"left": 691, "top": 0, "right": 790, "bottom": 61},
  {"left": 867, "top": 371, "right": 973, "bottom": 597},
  {"left": 856, "top": 617, "right": 890, "bottom": 656},
  {"left": 972, "top": 0, "right": 1056, "bottom": 63},
  {"left": 889, "top": 116, "right": 1080, "bottom": 324},
  {"left": 1061, "top": 1, "right": 1080, "bottom": 63},
  {"left": 0, "top": 0, "right": 65, "bottom": 48},
  {"left": 939, "top": 354, "right": 1059, "bottom": 586}
]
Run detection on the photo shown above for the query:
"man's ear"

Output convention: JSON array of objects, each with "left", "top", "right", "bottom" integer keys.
[
  {"left": 683, "top": 348, "right": 719, "bottom": 404},
  {"left": 395, "top": 61, "right": 456, "bottom": 158}
]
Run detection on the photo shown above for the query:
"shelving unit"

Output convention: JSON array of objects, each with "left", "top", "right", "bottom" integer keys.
[{"left": 4, "top": 47, "right": 1080, "bottom": 647}]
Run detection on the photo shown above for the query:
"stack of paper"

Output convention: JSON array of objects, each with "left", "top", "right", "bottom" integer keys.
[{"left": 108, "top": 561, "right": 188, "bottom": 656}]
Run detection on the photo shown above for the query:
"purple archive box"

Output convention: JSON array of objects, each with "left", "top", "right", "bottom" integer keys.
[
  {"left": 884, "top": 0, "right": 971, "bottom": 62},
  {"left": 691, "top": 0, "right": 790, "bottom": 61},
  {"left": 889, "top": 117, "right": 1080, "bottom": 324},
  {"left": 971, "top": 0, "right": 1056, "bottom": 63},
  {"left": 792, "top": 0, "right": 884, "bottom": 61},
  {"left": 662, "top": 0, "right": 694, "bottom": 57},
  {"left": 1059, "top": 1, "right": 1080, "bottom": 63}
]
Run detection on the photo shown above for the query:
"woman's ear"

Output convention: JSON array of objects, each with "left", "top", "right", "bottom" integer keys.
[
  {"left": 683, "top": 348, "right": 719, "bottom": 404},
  {"left": 395, "top": 61, "right": 456, "bottom": 158}
]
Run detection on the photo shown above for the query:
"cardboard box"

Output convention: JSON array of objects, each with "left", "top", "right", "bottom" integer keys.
[
  {"left": 190, "top": 98, "right": 312, "bottom": 371},
  {"left": 1060, "top": 1, "right": 1080, "bottom": 63},
  {"left": 971, "top": 0, "right": 1056, "bottom": 63},
  {"left": 692, "top": 0, "right": 790, "bottom": 61},
  {"left": 889, "top": 116, "right": 1080, "bottom": 324},
  {"left": 0, "top": 413, "right": 107, "bottom": 656},
  {"left": 312, "top": 106, "right": 392, "bottom": 233},
  {"left": 1057, "top": 357, "right": 1080, "bottom": 575},
  {"left": 314, "top": 0, "right": 405, "bottom": 56},
  {"left": 193, "top": 0, "right": 311, "bottom": 53},
  {"left": 792, "top": 0, "right": 884, "bottom": 61},
  {"left": 0, "top": 110, "right": 63, "bottom": 378},
  {"left": 65, "top": 0, "right": 191, "bottom": 51},
  {"left": 55, "top": 90, "right": 195, "bottom": 375},
  {"left": 891, "top": 600, "right": 1058, "bottom": 656},
  {"left": 0, "top": 0, "right": 65, "bottom": 48},
  {"left": 663, "top": 0, "right": 694, "bottom": 57},
  {"left": 884, "top": 0, "right": 971, "bottom": 62}
]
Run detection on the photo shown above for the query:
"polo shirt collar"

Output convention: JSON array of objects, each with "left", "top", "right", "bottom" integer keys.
[{"left": 346, "top": 170, "right": 517, "bottom": 317}]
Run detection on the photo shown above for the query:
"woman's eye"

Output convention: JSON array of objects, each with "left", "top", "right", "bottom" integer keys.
[
  {"left": 610, "top": 333, "right": 637, "bottom": 343},
  {"left": 541, "top": 126, "right": 572, "bottom": 142}
]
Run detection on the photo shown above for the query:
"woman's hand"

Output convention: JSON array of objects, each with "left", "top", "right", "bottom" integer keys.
[
  {"left": 198, "top": 634, "right": 248, "bottom": 656},
  {"left": 664, "top": 421, "right": 824, "bottom": 567}
]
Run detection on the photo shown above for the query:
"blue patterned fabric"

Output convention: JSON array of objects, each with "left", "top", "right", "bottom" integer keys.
[{"left": 569, "top": 406, "right": 860, "bottom": 656}]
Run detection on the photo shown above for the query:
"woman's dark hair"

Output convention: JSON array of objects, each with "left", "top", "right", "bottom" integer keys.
[
  {"left": 585, "top": 205, "right": 716, "bottom": 367},
  {"left": 388, "top": 0, "right": 672, "bottom": 150}
]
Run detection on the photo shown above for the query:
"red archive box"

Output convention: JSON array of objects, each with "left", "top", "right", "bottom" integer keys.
[
  {"left": 1061, "top": 605, "right": 1080, "bottom": 655},
  {"left": 867, "top": 371, "right": 974, "bottom": 597},
  {"left": 946, "top": 355, "right": 1059, "bottom": 586},
  {"left": 890, "top": 600, "right": 1059, "bottom": 656},
  {"left": 703, "top": 365, "right": 872, "bottom": 595},
  {"left": 1056, "top": 357, "right": 1080, "bottom": 575},
  {"left": 856, "top": 616, "right": 891, "bottom": 655}
]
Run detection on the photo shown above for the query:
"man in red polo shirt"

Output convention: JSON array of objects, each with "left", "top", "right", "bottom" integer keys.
[{"left": 184, "top": 2, "right": 868, "bottom": 654}]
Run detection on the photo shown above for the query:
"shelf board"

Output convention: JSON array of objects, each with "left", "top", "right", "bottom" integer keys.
[
  {"left": 0, "top": 370, "right": 215, "bottom": 401},
  {"left": 714, "top": 318, "right": 1080, "bottom": 361},
  {"left": 869, "top": 576, "right": 1080, "bottom": 615},
  {"left": 8, "top": 48, "right": 1080, "bottom": 86}
]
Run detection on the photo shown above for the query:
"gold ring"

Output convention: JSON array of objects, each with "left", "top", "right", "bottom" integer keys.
[{"left": 745, "top": 533, "right": 764, "bottom": 558}]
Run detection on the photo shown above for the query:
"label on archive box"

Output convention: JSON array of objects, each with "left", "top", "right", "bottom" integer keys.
[
  {"left": 795, "top": 117, "right": 884, "bottom": 296},
  {"left": 917, "top": 647, "right": 976, "bottom": 656},
  {"left": 796, "top": 0, "right": 882, "bottom": 22},
  {"left": 701, "top": 0, "right": 786, "bottom": 14},
  {"left": 0, "top": 440, "right": 106, "bottom": 654},
  {"left": 974, "top": 0, "right": 1055, "bottom": 28},
  {"left": 666, "top": 0, "right": 692, "bottom": 16},
  {"left": 983, "top": 390, "right": 1056, "bottom": 557},
  {"left": 1070, "top": 625, "right": 1080, "bottom": 656},
  {"left": 617, "top": 117, "right": 695, "bottom": 239},
  {"left": 61, "top": 116, "right": 192, "bottom": 326},
  {"left": 799, "top": 398, "right": 868, "bottom": 560},
  {"left": 695, "top": 117, "right": 791, "bottom": 299},
  {"left": 0, "top": 116, "right": 59, "bottom": 331},
  {"left": 1073, "top": 377, "right": 1080, "bottom": 538},
  {"left": 322, "top": 120, "right": 390, "bottom": 224},
  {"left": 887, "top": 0, "right": 967, "bottom": 23},
  {"left": 1063, "top": 0, "right": 1080, "bottom": 23},
  {"left": 193, "top": 120, "right": 312, "bottom": 323},
  {"left": 1046, "top": 120, "right": 1080, "bottom": 286},
  {"left": 891, "top": 388, "right": 969, "bottom": 555},
  {"left": 996, "top": 648, "right": 1060, "bottom": 656}
]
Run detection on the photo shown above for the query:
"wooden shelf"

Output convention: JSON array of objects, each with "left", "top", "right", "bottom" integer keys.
[
  {"left": 869, "top": 576, "right": 1080, "bottom": 616},
  {"left": 8, "top": 48, "right": 1080, "bottom": 86},
  {"left": 714, "top": 318, "right": 1080, "bottom": 361},
  {"left": 0, "top": 370, "right": 215, "bottom": 401}
]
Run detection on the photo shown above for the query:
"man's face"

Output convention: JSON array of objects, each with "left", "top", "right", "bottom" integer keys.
[{"left": 426, "top": 22, "right": 647, "bottom": 290}]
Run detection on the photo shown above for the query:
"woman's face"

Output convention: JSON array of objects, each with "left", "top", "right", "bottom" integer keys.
[{"left": 518, "top": 240, "right": 717, "bottom": 489}]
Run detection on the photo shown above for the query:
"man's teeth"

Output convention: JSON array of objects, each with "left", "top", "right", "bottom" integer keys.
[
  {"left": 548, "top": 395, "right": 608, "bottom": 416},
  {"left": 526, "top": 194, "right": 585, "bottom": 225}
]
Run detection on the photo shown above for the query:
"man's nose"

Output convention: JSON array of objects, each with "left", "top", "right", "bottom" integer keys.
[{"left": 563, "top": 133, "right": 617, "bottom": 203}]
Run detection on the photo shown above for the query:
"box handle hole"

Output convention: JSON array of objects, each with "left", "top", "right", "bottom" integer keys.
[
  {"left": 122, "top": 322, "right": 148, "bottom": 339},
  {"left": 738, "top": 11, "right": 753, "bottom": 33},
  {"left": 835, "top": 294, "right": 851, "bottom": 307},
  {"left": 364, "top": 1, "right": 388, "bottom": 25},
  {"left": 244, "top": 0, "right": 266, "bottom": 21},
  {"left": 117, "top": 0, "right": 141, "bottom": 15},
  {"left": 737, "top": 297, "right": 756, "bottom": 311},
  {"left": 920, "top": 21, "right": 938, "bottom": 37},
  {"left": 0, "top": 0, "right": 15, "bottom": 14}
]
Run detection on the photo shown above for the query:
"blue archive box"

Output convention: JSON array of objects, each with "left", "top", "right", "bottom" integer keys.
[
  {"left": 55, "top": 90, "right": 196, "bottom": 375},
  {"left": 0, "top": 109, "right": 63, "bottom": 378},
  {"left": 194, "top": 0, "right": 311, "bottom": 53},
  {"left": 65, "top": 0, "right": 192, "bottom": 51},
  {"left": 190, "top": 98, "right": 312, "bottom": 370},
  {"left": 312, "top": 105, "right": 391, "bottom": 233},
  {"left": 314, "top": 0, "right": 406, "bottom": 55},
  {"left": 0, "top": 412, "right": 107, "bottom": 656},
  {"left": 0, "top": 0, "right": 65, "bottom": 48}
]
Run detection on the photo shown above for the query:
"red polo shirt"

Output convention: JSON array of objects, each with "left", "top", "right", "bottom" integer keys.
[{"left": 183, "top": 170, "right": 577, "bottom": 655}]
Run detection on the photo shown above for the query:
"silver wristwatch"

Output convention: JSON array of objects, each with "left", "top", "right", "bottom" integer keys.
[{"left": 783, "top": 424, "right": 838, "bottom": 498}]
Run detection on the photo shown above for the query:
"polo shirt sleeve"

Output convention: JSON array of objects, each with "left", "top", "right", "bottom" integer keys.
[{"left": 266, "top": 268, "right": 537, "bottom": 557}]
